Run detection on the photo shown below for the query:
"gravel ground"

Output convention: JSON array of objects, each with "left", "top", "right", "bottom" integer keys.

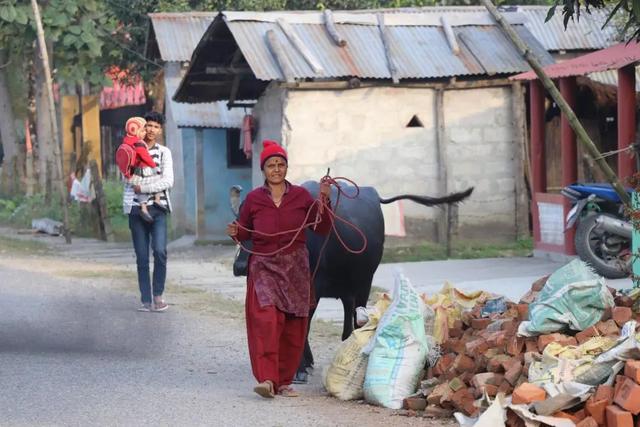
[{"left": 0, "top": 244, "right": 455, "bottom": 427}]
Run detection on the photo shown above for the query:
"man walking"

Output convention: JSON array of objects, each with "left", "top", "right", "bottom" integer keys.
[{"left": 123, "top": 111, "right": 174, "bottom": 312}]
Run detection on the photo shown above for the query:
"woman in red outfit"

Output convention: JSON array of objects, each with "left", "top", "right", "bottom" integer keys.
[{"left": 227, "top": 140, "right": 332, "bottom": 399}]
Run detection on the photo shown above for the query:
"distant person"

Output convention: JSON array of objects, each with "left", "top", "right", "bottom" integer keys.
[
  {"left": 116, "top": 116, "right": 165, "bottom": 223},
  {"left": 227, "top": 140, "right": 333, "bottom": 398},
  {"left": 122, "top": 111, "right": 173, "bottom": 312}
]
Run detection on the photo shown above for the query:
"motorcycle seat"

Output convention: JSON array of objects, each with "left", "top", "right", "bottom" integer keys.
[{"left": 567, "top": 183, "right": 633, "bottom": 203}]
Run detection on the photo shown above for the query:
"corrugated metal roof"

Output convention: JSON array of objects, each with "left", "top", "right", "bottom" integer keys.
[
  {"left": 149, "top": 13, "right": 216, "bottom": 62},
  {"left": 587, "top": 67, "right": 640, "bottom": 91},
  {"left": 368, "top": 6, "right": 618, "bottom": 51},
  {"left": 515, "top": 6, "right": 617, "bottom": 52},
  {"left": 224, "top": 11, "right": 554, "bottom": 81},
  {"left": 512, "top": 42, "right": 640, "bottom": 80},
  {"left": 165, "top": 75, "right": 246, "bottom": 128},
  {"left": 223, "top": 10, "right": 527, "bottom": 25}
]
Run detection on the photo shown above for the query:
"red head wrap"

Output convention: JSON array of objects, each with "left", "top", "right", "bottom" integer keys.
[{"left": 260, "top": 140, "right": 287, "bottom": 169}]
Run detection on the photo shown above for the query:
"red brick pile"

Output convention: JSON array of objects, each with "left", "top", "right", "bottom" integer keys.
[{"left": 403, "top": 275, "right": 639, "bottom": 427}]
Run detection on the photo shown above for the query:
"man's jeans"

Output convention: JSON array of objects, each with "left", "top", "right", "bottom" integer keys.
[{"left": 129, "top": 206, "right": 167, "bottom": 304}]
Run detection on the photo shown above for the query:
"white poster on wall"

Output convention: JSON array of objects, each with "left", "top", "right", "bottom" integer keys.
[
  {"left": 381, "top": 201, "right": 406, "bottom": 237},
  {"left": 538, "top": 201, "right": 564, "bottom": 246}
]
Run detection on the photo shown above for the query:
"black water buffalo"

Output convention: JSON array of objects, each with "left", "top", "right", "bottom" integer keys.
[{"left": 232, "top": 182, "right": 473, "bottom": 383}]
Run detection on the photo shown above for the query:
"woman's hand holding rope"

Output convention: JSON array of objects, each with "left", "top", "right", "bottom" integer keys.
[{"left": 228, "top": 175, "right": 368, "bottom": 258}]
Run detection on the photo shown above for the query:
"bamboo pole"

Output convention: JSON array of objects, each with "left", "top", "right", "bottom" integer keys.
[
  {"left": 25, "top": 119, "right": 34, "bottom": 196},
  {"left": 31, "top": 0, "right": 71, "bottom": 242},
  {"left": 435, "top": 89, "right": 454, "bottom": 255},
  {"left": 265, "top": 30, "right": 296, "bottom": 84},
  {"left": 323, "top": 10, "right": 347, "bottom": 47},
  {"left": 480, "top": 0, "right": 631, "bottom": 206}
]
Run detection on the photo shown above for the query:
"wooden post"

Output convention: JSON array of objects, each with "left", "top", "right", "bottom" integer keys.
[
  {"left": 377, "top": 14, "right": 400, "bottom": 84},
  {"left": 618, "top": 65, "right": 636, "bottom": 181},
  {"left": 195, "top": 129, "right": 206, "bottom": 240},
  {"left": 634, "top": 192, "right": 640, "bottom": 287},
  {"left": 276, "top": 18, "right": 324, "bottom": 75},
  {"left": 266, "top": 30, "right": 296, "bottom": 84},
  {"left": 481, "top": 0, "right": 631, "bottom": 207},
  {"left": 25, "top": 152, "right": 34, "bottom": 196},
  {"left": 560, "top": 77, "right": 578, "bottom": 255},
  {"left": 11, "top": 156, "right": 18, "bottom": 195},
  {"left": 435, "top": 89, "right": 450, "bottom": 253},
  {"left": 512, "top": 82, "right": 529, "bottom": 238},
  {"left": 45, "top": 160, "right": 52, "bottom": 204},
  {"left": 31, "top": 0, "right": 71, "bottom": 243},
  {"left": 440, "top": 16, "right": 460, "bottom": 55},
  {"left": 530, "top": 80, "right": 546, "bottom": 244},
  {"left": 90, "top": 160, "right": 114, "bottom": 242},
  {"left": 25, "top": 119, "right": 34, "bottom": 196},
  {"left": 323, "top": 10, "right": 347, "bottom": 47}
]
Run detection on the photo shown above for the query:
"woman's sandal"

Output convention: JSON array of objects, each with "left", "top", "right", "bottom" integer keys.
[
  {"left": 278, "top": 385, "right": 300, "bottom": 398},
  {"left": 253, "top": 380, "right": 275, "bottom": 398}
]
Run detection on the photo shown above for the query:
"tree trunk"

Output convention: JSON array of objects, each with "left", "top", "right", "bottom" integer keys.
[
  {"left": 34, "top": 41, "right": 54, "bottom": 192},
  {"left": 0, "top": 49, "right": 19, "bottom": 194}
]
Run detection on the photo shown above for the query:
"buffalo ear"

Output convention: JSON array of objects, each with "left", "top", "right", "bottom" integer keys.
[{"left": 230, "top": 185, "right": 243, "bottom": 217}]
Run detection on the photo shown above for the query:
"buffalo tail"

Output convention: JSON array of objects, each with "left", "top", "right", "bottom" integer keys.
[{"left": 379, "top": 187, "right": 473, "bottom": 206}]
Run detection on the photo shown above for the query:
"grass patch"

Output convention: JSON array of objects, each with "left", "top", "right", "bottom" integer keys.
[
  {"left": 382, "top": 238, "right": 533, "bottom": 263},
  {"left": 311, "top": 318, "right": 342, "bottom": 339},
  {"left": 60, "top": 269, "right": 137, "bottom": 281},
  {"left": 0, "top": 235, "right": 50, "bottom": 254},
  {"left": 172, "top": 285, "right": 245, "bottom": 319}
]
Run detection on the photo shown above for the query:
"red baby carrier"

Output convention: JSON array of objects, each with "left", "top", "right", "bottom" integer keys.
[{"left": 115, "top": 143, "right": 136, "bottom": 179}]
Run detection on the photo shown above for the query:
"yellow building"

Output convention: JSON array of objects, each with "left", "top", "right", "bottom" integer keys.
[{"left": 61, "top": 94, "right": 101, "bottom": 178}]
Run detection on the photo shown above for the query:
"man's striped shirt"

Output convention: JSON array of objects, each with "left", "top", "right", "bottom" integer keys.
[{"left": 122, "top": 143, "right": 174, "bottom": 214}]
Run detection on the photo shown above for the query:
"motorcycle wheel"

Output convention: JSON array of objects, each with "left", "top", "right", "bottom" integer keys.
[{"left": 574, "top": 213, "right": 630, "bottom": 279}]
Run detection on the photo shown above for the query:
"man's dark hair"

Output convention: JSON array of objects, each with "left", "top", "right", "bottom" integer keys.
[{"left": 144, "top": 111, "right": 165, "bottom": 125}]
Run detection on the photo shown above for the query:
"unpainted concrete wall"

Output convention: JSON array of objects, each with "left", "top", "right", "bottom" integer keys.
[
  {"left": 164, "top": 63, "right": 186, "bottom": 236},
  {"left": 251, "top": 83, "right": 287, "bottom": 187},
  {"left": 251, "top": 85, "right": 519, "bottom": 241}
]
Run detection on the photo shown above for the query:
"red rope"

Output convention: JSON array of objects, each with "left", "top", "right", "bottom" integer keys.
[{"left": 231, "top": 175, "right": 369, "bottom": 261}]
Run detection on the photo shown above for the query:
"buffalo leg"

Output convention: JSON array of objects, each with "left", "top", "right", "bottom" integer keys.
[
  {"left": 341, "top": 296, "right": 356, "bottom": 341},
  {"left": 354, "top": 276, "right": 373, "bottom": 331}
]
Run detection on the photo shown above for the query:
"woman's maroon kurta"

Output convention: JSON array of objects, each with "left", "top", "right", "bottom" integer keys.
[
  {"left": 237, "top": 181, "right": 332, "bottom": 389},
  {"left": 237, "top": 181, "right": 332, "bottom": 317}
]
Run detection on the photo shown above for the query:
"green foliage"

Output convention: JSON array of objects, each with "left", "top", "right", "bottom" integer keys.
[
  {"left": 0, "top": 0, "right": 118, "bottom": 88},
  {"left": 0, "top": 179, "right": 129, "bottom": 241},
  {"left": 546, "top": 0, "right": 639, "bottom": 41},
  {"left": 103, "top": 179, "right": 124, "bottom": 219}
]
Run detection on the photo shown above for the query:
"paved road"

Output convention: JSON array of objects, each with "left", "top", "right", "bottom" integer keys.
[{"left": 0, "top": 255, "right": 450, "bottom": 427}]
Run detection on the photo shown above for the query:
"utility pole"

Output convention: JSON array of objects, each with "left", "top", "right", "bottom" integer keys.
[
  {"left": 31, "top": 0, "right": 71, "bottom": 243},
  {"left": 480, "top": 0, "right": 631, "bottom": 207}
]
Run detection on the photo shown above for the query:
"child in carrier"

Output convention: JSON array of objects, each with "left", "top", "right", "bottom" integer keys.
[{"left": 116, "top": 117, "right": 164, "bottom": 223}]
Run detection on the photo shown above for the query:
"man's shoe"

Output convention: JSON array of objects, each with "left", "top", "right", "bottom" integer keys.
[
  {"left": 153, "top": 298, "right": 168, "bottom": 312},
  {"left": 137, "top": 303, "right": 152, "bottom": 312}
]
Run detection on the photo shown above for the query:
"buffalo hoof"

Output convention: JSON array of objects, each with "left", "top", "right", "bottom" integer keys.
[{"left": 292, "top": 371, "right": 308, "bottom": 384}]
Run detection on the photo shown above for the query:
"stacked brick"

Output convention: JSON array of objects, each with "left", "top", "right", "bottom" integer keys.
[{"left": 403, "top": 275, "right": 640, "bottom": 427}]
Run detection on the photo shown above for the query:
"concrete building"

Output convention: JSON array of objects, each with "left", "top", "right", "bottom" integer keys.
[
  {"left": 147, "top": 13, "right": 251, "bottom": 239},
  {"left": 175, "top": 9, "right": 554, "bottom": 243}
]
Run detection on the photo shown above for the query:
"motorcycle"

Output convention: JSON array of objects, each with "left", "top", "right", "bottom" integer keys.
[{"left": 561, "top": 183, "right": 633, "bottom": 279}]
